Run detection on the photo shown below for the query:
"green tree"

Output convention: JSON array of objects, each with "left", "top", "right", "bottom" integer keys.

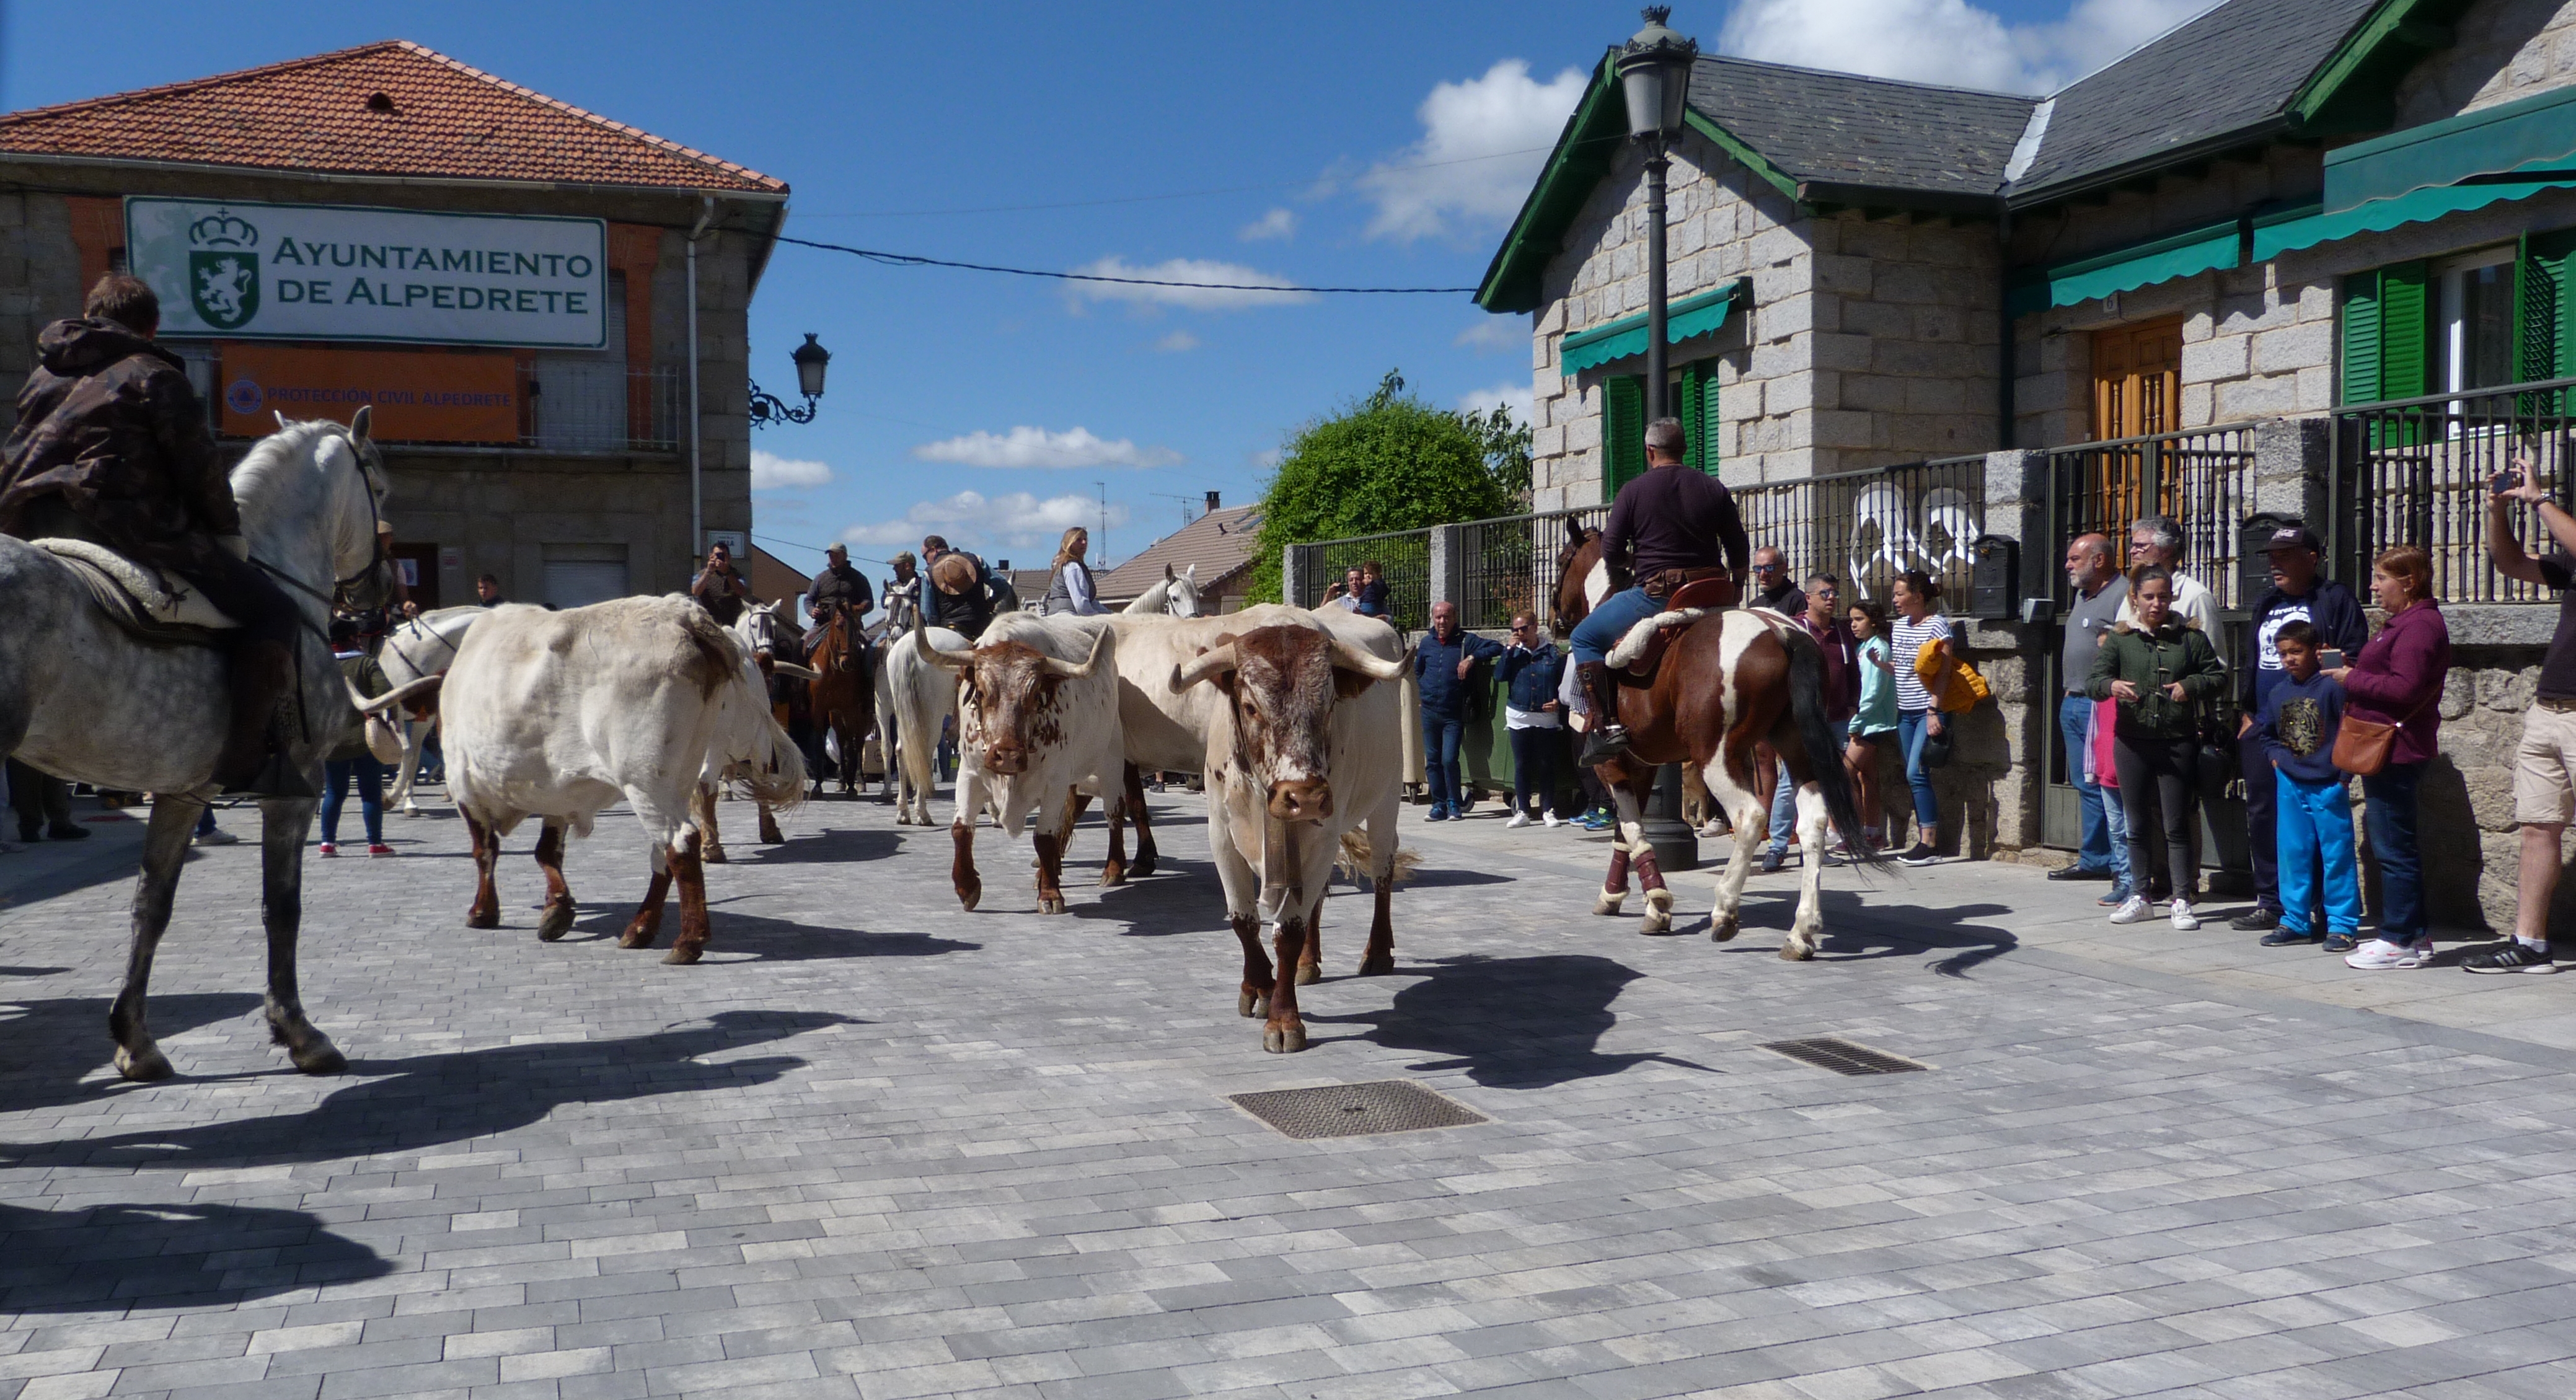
[{"left": 1246, "top": 370, "right": 1530, "bottom": 604}]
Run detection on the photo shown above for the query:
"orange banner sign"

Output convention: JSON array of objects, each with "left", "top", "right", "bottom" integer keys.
[{"left": 219, "top": 345, "right": 519, "bottom": 442}]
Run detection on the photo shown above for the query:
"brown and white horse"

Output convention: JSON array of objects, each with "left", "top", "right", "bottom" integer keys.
[{"left": 1553, "top": 521, "right": 1876, "bottom": 956}]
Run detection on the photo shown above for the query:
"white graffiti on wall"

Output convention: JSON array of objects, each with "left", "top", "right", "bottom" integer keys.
[{"left": 1848, "top": 482, "right": 1978, "bottom": 599}]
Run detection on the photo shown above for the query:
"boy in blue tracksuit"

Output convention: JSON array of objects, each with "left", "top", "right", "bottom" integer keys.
[
  {"left": 2252, "top": 620, "right": 2358, "bottom": 947},
  {"left": 1413, "top": 600, "right": 1505, "bottom": 820}
]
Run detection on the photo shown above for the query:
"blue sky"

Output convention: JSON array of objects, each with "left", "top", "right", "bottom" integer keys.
[{"left": 1, "top": 0, "right": 2214, "bottom": 581}]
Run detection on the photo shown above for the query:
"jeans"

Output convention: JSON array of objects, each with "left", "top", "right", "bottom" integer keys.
[
  {"left": 1422, "top": 712, "right": 1465, "bottom": 812},
  {"left": 2115, "top": 733, "right": 2197, "bottom": 901},
  {"left": 2101, "top": 777, "right": 2132, "bottom": 894},
  {"left": 2058, "top": 695, "right": 2122, "bottom": 877},
  {"left": 321, "top": 756, "right": 386, "bottom": 846},
  {"left": 2241, "top": 734, "right": 2282, "bottom": 912},
  {"left": 2275, "top": 770, "right": 2361, "bottom": 936},
  {"left": 1896, "top": 709, "right": 1940, "bottom": 834},
  {"left": 1508, "top": 725, "right": 1558, "bottom": 817},
  {"left": 7, "top": 758, "right": 71, "bottom": 837},
  {"left": 195, "top": 806, "right": 217, "bottom": 838},
  {"left": 1768, "top": 766, "right": 1796, "bottom": 854},
  {"left": 2363, "top": 760, "right": 2427, "bottom": 943},
  {"left": 1569, "top": 586, "right": 1664, "bottom": 666}
]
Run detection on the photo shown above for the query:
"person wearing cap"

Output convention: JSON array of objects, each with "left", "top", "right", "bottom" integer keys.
[
  {"left": 2231, "top": 522, "right": 2366, "bottom": 935},
  {"left": 808, "top": 542, "right": 874, "bottom": 638}
]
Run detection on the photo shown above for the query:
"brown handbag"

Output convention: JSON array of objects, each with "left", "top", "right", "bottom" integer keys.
[{"left": 2331, "top": 694, "right": 2432, "bottom": 777}]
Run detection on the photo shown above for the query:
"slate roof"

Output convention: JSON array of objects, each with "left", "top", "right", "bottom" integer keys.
[
  {"left": 2009, "top": 0, "right": 2385, "bottom": 197},
  {"left": 1095, "top": 506, "right": 1264, "bottom": 603},
  {"left": 0, "top": 40, "right": 785, "bottom": 193},
  {"left": 1688, "top": 55, "right": 2035, "bottom": 198}
]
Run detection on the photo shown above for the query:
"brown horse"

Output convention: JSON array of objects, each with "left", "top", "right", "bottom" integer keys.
[
  {"left": 1553, "top": 519, "right": 1876, "bottom": 956},
  {"left": 808, "top": 601, "right": 874, "bottom": 799}
]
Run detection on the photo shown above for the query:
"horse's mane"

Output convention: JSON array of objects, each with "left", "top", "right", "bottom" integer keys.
[{"left": 229, "top": 418, "right": 348, "bottom": 496}]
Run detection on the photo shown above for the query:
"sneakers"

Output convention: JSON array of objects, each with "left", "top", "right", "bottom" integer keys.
[
  {"left": 1424, "top": 805, "right": 1450, "bottom": 823},
  {"left": 2097, "top": 885, "right": 2133, "bottom": 908},
  {"left": 2230, "top": 907, "right": 2280, "bottom": 931},
  {"left": 193, "top": 827, "right": 240, "bottom": 847},
  {"left": 2322, "top": 931, "right": 2358, "bottom": 954},
  {"left": 1577, "top": 808, "right": 1614, "bottom": 832},
  {"left": 317, "top": 842, "right": 338, "bottom": 857},
  {"left": 367, "top": 843, "right": 395, "bottom": 857},
  {"left": 2107, "top": 894, "right": 2153, "bottom": 924},
  {"left": 2259, "top": 928, "right": 2322, "bottom": 947},
  {"left": 2464, "top": 940, "right": 2558, "bottom": 974},
  {"left": 1897, "top": 843, "right": 1940, "bottom": 867},
  {"left": 1761, "top": 848, "right": 1785, "bottom": 874},
  {"left": 1543, "top": 812, "right": 1562, "bottom": 829},
  {"left": 2169, "top": 899, "right": 2199, "bottom": 931},
  {"left": 2345, "top": 938, "right": 2428, "bottom": 970},
  {"left": 1506, "top": 811, "right": 1530, "bottom": 830}
]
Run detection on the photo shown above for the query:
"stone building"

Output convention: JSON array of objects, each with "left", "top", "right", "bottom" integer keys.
[
  {"left": 0, "top": 40, "right": 787, "bottom": 608},
  {"left": 1470, "top": 0, "right": 2576, "bottom": 927}
]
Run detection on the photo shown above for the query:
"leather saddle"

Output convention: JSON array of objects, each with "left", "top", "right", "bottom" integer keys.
[
  {"left": 33, "top": 537, "right": 240, "bottom": 646},
  {"left": 1607, "top": 575, "right": 1739, "bottom": 684}
]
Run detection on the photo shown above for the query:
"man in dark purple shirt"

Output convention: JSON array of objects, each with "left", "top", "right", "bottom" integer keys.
[{"left": 1568, "top": 416, "right": 1749, "bottom": 763}]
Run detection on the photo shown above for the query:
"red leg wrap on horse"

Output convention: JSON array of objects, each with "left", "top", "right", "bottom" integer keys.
[{"left": 1604, "top": 847, "right": 1631, "bottom": 894}]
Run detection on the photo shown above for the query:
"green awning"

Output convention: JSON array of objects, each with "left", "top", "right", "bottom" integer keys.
[
  {"left": 1559, "top": 280, "right": 1744, "bottom": 375},
  {"left": 2006, "top": 222, "right": 2239, "bottom": 319},
  {"left": 2324, "top": 82, "right": 2576, "bottom": 213},
  {"left": 2253, "top": 178, "right": 2576, "bottom": 261}
]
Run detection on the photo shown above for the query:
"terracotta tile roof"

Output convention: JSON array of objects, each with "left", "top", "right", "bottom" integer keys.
[
  {"left": 0, "top": 40, "right": 785, "bottom": 193},
  {"left": 1096, "top": 506, "right": 1264, "bottom": 602}
]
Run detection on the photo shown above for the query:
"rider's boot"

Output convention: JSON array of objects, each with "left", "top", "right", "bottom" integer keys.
[
  {"left": 1577, "top": 661, "right": 1631, "bottom": 766},
  {"left": 214, "top": 639, "right": 318, "bottom": 799}
]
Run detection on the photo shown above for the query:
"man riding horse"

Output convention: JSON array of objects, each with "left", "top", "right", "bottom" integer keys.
[
  {"left": 0, "top": 274, "right": 311, "bottom": 796},
  {"left": 805, "top": 542, "right": 873, "bottom": 654},
  {"left": 1567, "top": 416, "right": 1750, "bottom": 765}
]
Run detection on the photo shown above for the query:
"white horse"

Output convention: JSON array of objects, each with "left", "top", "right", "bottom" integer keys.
[
  {"left": 376, "top": 604, "right": 485, "bottom": 814},
  {"left": 0, "top": 411, "right": 395, "bottom": 1080},
  {"left": 1121, "top": 562, "right": 1204, "bottom": 618}
]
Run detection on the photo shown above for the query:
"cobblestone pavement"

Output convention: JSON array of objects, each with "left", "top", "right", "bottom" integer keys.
[{"left": 6, "top": 783, "right": 2576, "bottom": 1400}]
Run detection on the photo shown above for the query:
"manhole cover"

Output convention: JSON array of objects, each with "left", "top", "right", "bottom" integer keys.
[
  {"left": 1757, "top": 1037, "right": 1927, "bottom": 1076},
  {"left": 1229, "top": 1080, "right": 1489, "bottom": 1140}
]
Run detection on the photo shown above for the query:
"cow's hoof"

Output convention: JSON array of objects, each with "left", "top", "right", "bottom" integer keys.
[
  {"left": 1238, "top": 990, "right": 1268, "bottom": 1018},
  {"left": 1713, "top": 917, "right": 1740, "bottom": 943},
  {"left": 1357, "top": 954, "right": 1395, "bottom": 977},
  {"left": 1263, "top": 1022, "right": 1307, "bottom": 1054},
  {"left": 537, "top": 902, "right": 576, "bottom": 942},
  {"left": 619, "top": 923, "right": 658, "bottom": 950},
  {"left": 466, "top": 908, "right": 500, "bottom": 930},
  {"left": 1295, "top": 963, "right": 1321, "bottom": 986},
  {"left": 1129, "top": 856, "right": 1157, "bottom": 879},
  {"left": 1593, "top": 894, "right": 1626, "bottom": 916},
  {"left": 1779, "top": 943, "right": 1814, "bottom": 961},
  {"left": 703, "top": 845, "right": 728, "bottom": 865},
  {"left": 1039, "top": 896, "right": 1065, "bottom": 915},
  {"left": 113, "top": 1042, "right": 173, "bottom": 1082},
  {"left": 288, "top": 1037, "right": 347, "bottom": 1075},
  {"left": 663, "top": 943, "right": 704, "bottom": 966},
  {"left": 758, "top": 822, "right": 785, "bottom": 846}
]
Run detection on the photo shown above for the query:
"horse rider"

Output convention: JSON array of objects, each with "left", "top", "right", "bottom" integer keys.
[
  {"left": 1567, "top": 415, "right": 1750, "bottom": 765},
  {"left": 690, "top": 540, "right": 751, "bottom": 625},
  {"left": 0, "top": 273, "right": 312, "bottom": 796},
  {"left": 920, "top": 534, "right": 996, "bottom": 640},
  {"left": 805, "top": 542, "right": 873, "bottom": 653},
  {"left": 880, "top": 550, "right": 921, "bottom": 635}
]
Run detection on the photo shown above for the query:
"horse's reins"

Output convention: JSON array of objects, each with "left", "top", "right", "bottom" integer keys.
[{"left": 248, "top": 426, "right": 390, "bottom": 638}]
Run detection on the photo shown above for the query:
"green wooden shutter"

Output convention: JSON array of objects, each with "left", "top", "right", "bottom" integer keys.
[
  {"left": 2379, "top": 260, "right": 2430, "bottom": 401},
  {"left": 1677, "top": 364, "right": 1705, "bottom": 470},
  {"left": 2522, "top": 229, "right": 2576, "bottom": 410},
  {"left": 2342, "top": 270, "right": 2383, "bottom": 405},
  {"left": 1700, "top": 364, "right": 1723, "bottom": 477},
  {"left": 1603, "top": 374, "right": 1644, "bottom": 501}
]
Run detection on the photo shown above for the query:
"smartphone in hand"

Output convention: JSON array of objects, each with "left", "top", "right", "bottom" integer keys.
[{"left": 2319, "top": 648, "right": 2345, "bottom": 669}]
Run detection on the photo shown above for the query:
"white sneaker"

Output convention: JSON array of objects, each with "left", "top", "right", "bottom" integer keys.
[
  {"left": 192, "top": 828, "right": 240, "bottom": 847},
  {"left": 1542, "top": 812, "right": 1561, "bottom": 828},
  {"left": 1506, "top": 811, "right": 1530, "bottom": 829},
  {"left": 2169, "top": 899, "right": 2200, "bottom": 931},
  {"left": 2108, "top": 895, "right": 2152, "bottom": 925},
  {"left": 2345, "top": 938, "right": 2428, "bottom": 970}
]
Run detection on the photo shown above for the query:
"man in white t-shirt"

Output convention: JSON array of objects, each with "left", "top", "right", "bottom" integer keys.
[{"left": 2115, "top": 515, "right": 2220, "bottom": 635}]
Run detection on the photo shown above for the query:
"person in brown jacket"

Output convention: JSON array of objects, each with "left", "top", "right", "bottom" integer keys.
[{"left": 0, "top": 274, "right": 307, "bottom": 795}]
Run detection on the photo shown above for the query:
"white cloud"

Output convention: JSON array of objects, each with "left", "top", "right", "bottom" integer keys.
[
  {"left": 911, "top": 425, "right": 1181, "bottom": 470},
  {"left": 1458, "top": 382, "right": 1535, "bottom": 426},
  {"left": 841, "top": 491, "right": 1131, "bottom": 552},
  {"left": 1720, "top": 0, "right": 2221, "bottom": 95},
  {"left": 1455, "top": 319, "right": 1525, "bottom": 353},
  {"left": 1065, "top": 256, "right": 1312, "bottom": 311},
  {"left": 1238, "top": 208, "right": 1298, "bottom": 242},
  {"left": 751, "top": 449, "right": 832, "bottom": 491},
  {"left": 1359, "top": 59, "right": 1587, "bottom": 243},
  {"left": 1153, "top": 330, "right": 1201, "bottom": 353},
  {"left": 1251, "top": 447, "right": 1285, "bottom": 470}
]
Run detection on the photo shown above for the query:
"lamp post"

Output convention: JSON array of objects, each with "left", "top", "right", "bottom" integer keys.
[
  {"left": 748, "top": 333, "right": 831, "bottom": 428},
  {"left": 1619, "top": 6, "right": 1701, "bottom": 874}
]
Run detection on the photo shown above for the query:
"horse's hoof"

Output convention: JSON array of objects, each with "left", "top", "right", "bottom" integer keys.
[
  {"left": 289, "top": 1038, "right": 347, "bottom": 1075},
  {"left": 1780, "top": 942, "right": 1815, "bottom": 962},
  {"left": 537, "top": 902, "right": 576, "bottom": 942},
  {"left": 703, "top": 845, "right": 728, "bottom": 865},
  {"left": 114, "top": 1043, "right": 173, "bottom": 1082},
  {"left": 1263, "top": 1022, "right": 1307, "bottom": 1054},
  {"left": 1713, "top": 918, "right": 1740, "bottom": 943},
  {"left": 1593, "top": 894, "right": 1626, "bottom": 916},
  {"left": 619, "top": 925, "right": 656, "bottom": 949},
  {"left": 1639, "top": 910, "right": 1674, "bottom": 935},
  {"left": 1646, "top": 888, "right": 1674, "bottom": 915},
  {"left": 1295, "top": 964, "right": 1321, "bottom": 986},
  {"left": 465, "top": 909, "right": 500, "bottom": 930},
  {"left": 1129, "top": 856, "right": 1157, "bottom": 879},
  {"left": 1039, "top": 896, "right": 1065, "bottom": 915},
  {"left": 958, "top": 886, "right": 981, "bottom": 912},
  {"left": 1101, "top": 862, "right": 1126, "bottom": 888},
  {"left": 663, "top": 943, "right": 704, "bottom": 966},
  {"left": 1357, "top": 955, "right": 1395, "bottom": 977}
]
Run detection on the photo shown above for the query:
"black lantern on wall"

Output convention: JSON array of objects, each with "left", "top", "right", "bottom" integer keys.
[{"left": 748, "top": 333, "right": 830, "bottom": 428}]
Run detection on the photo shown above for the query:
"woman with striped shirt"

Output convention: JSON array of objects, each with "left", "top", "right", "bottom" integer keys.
[{"left": 1887, "top": 571, "right": 1952, "bottom": 866}]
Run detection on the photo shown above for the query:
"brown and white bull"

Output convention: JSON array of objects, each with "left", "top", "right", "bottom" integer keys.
[
  {"left": 1108, "top": 605, "right": 1407, "bottom": 1052},
  {"left": 917, "top": 611, "right": 1123, "bottom": 915},
  {"left": 438, "top": 595, "right": 805, "bottom": 964}
]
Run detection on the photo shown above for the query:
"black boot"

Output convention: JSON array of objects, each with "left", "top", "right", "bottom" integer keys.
[
  {"left": 214, "top": 640, "right": 317, "bottom": 799},
  {"left": 1577, "top": 661, "right": 1631, "bottom": 766}
]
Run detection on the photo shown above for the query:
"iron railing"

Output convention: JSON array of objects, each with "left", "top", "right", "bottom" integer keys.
[
  {"left": 2331, "top": 376, "right": 2576, "bottom": 604},
  {"left": 1734, "top": 456, "right": 1987, "bottom": 607},
  {"left": 2047, "top": 424, "right": 2257, "bottom": 612},
  {"left": 1458, "top": 506, "right": 1607, "bottom": 631},
  {"left": 523, "top": 365, "right": 685, "bottom": 453},
  {"left": 1290, "top": 527, "right": 1432, "bottom": 630}
]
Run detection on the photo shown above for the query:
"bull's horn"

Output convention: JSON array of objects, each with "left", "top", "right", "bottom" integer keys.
[
  {"left": 346, "top": 672, "right": 444, "bottom": 713},
  {"left": 1327, "top": 635, "right": 1406, "bottom": 682},
  {"left": 1041, "top": 627, "right": 1111, "bottom": 680},
  {"left": 772, "top": 661, "right": 823, "bottom": 681},
  {"left": 1169, "top": 642, "right": 1239, "bottom": 693},
  {"left": 911, "top": 612, "right": 977, "bottom": 671}
]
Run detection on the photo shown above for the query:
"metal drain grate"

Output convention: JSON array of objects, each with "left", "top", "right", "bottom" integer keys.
[
  {"left": 1758, "top": 1037, "right": 1928, "bottom": 1076},
  {"left": 1230, "top": 1080, "right": 1489, "bottom": 1140}
]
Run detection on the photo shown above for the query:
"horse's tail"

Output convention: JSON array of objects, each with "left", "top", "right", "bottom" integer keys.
[{"left": 1781, "top": 625, "right": 1879, "bottom": 868}]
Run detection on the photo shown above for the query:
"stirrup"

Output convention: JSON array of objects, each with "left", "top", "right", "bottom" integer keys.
[{"left": 1579, "top": 725, "right": 1632, "bottom": 767}]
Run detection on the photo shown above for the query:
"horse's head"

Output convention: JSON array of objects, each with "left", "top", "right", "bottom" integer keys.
[
  {"left": 234, "top": 406, "right": 394, "bottom": 613},
  {"left": 332, "top": 406, "right": 395, "bottom": 610},
  {"left": 1166, "top": 562, "right": 1203, "bottom": 618},
  {"left": 1553, "top": 519, "right": 1604, "bottom": 636}
]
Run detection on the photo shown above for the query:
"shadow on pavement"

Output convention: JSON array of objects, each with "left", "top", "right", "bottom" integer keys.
[
  {"left": 1307, "top": 953, "right": 1715, "bottom": 1089},
  {"left": 1803, "top": 892, "right": 2019, "bottom": 977},
  {"left": 722, "top": 827, "right": 901, "bottom": 865},
  {"left": 0, "top": 1008, "right": 848, "bottom": 1168},
  {"left": 0, "top": 1199, "right": 394, "bottom": 1313},
  {"left": 0, "top": 992, "right": 267, "bottom": 1114}
]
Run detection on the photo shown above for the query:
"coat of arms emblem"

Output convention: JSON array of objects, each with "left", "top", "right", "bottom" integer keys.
[{"left": 187, "top": 209, "right": 260, "bottom": 331}]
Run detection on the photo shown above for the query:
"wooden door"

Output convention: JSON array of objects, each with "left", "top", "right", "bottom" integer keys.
[{"left": 2088, "top": 318, "right": 2185, "bottom": 537}]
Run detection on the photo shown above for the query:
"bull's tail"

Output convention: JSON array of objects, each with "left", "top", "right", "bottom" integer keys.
[
  {"left": 1781, "top": 625, "right": 1877, "bottom": 868},
  {"left": 1335, "top": 829, "right": 1421, "bottom": 884}
]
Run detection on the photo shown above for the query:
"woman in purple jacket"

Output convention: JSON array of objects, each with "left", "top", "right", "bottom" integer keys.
[{"left": 2331, "top": 546, "right": 2450, "bottom": 964}]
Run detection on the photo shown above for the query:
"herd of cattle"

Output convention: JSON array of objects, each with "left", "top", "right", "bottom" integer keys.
[{"left": 355, "top": 580, "right": 1409, "bottom": 1054}]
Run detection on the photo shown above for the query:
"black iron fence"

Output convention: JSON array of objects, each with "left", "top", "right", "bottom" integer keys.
[
  {"left": 1458, "top": 506, "right": 1607, "bottom": 632},
  {"left": 1734, "top": 456, "right": 1987, "bottom": 608},
  {"left": 2047, "top": 425, "right": 2257, "bottom": 612},
  {"left": 1289, "top": 527, "right": 1431, "bottom": 630},
  {"left": 2331, "top": 377, "right": 2576, "bottom": 604}
]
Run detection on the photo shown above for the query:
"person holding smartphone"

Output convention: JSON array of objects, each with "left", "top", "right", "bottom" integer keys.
[
  {"left": 2469, "top": 457, "right": 2576, "bottom": 972},
  {"left": 2231, "top": 524, "right": 2368, "bottom": 934}
]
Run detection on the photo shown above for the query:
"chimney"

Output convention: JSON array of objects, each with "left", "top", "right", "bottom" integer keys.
[{"left": 1204, "top": 490, "right": 1222, "bottom": 514}]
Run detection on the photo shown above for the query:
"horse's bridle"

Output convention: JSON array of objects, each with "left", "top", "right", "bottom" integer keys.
[{"left": 252, "top": 426, "right": 390, "bottom": 615}]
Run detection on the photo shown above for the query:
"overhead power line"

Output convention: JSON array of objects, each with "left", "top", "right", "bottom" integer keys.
[
  {"left": 791, "top": 141, "right": 1574, "bottom": 219},
  {"left": 773, "top": 234, "right": 1475, "bottom": 294}
]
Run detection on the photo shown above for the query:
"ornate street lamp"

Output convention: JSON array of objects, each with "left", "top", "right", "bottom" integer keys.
[
  {"left": 748, "top": 333, "right": 831, "bottom": 428},
  {"left": 1620, "top": 6, "right": 1701, "bottom": 873}
]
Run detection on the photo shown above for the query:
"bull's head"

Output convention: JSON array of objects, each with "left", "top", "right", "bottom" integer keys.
[
  {"left": 1169, "top": 623, "right": 1405, "bottom": 822},
  {"left": 920, "top": 620, "right": 1106, "bottom": 777}
]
